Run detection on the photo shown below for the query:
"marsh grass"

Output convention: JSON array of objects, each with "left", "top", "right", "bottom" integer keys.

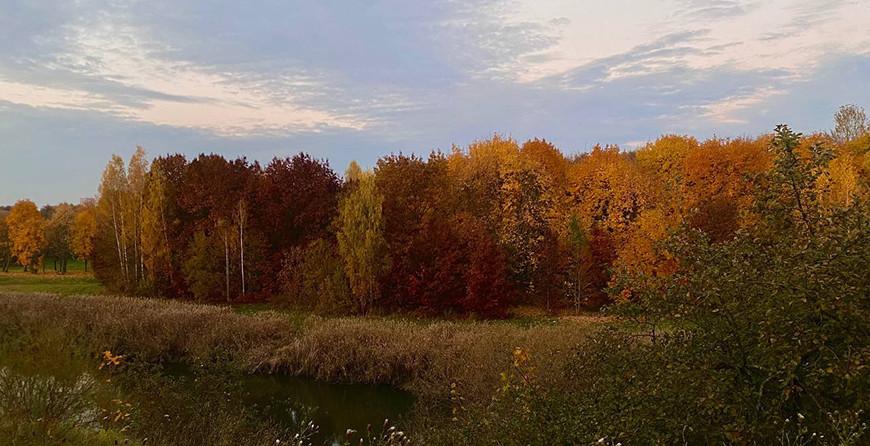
[{"left": 0, "top": 291, "right": 601, "bottom": 406}]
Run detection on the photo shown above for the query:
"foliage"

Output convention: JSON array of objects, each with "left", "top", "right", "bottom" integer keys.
[
  {"left": 12, "top": 112, "right": 868, "bottom": 317},
  {"left": 337, "top": 166, "right": 390, "bottom": 313},
  {"left": 182, "top": 231, "right": 224, "bottom": 301},
  {"left": 71, "top": 200, "right": 97, "bottom": 271},
  {"left": 278, "top": 238, "right": 352, "bottom": 313},
  {"left": 6, "top": 199, "right": 46, "bottom": 271},
  {"left": 437, "top": 125, "right": 869, "bottom": 445},
  {"left": 45, "top": 202, "right": 76, "bottom": 273}
]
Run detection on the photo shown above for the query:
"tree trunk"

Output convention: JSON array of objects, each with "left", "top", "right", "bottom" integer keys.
[
  {"left": 224, "top": 232, "right": 230, "bottom": 303},
  {"left": 110, "top": 200, "right": 127, "bottom": 284},
  {"left": 159, "top": 203, "right": 174, "bottom": 285},
  {"left": 238, "top": 201, "right": 246, "bottom": 296},
  {"left": 118, "top": 194, "right": 129, "bottom": 287}
]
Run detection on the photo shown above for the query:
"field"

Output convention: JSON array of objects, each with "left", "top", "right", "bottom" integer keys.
[{"left": 0, "top": 271, "right": 105, "bottom": 295}]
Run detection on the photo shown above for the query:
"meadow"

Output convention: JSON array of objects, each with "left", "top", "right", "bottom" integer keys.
[{"left": 0, "top": 271, "right": 105, "bottom": 295}]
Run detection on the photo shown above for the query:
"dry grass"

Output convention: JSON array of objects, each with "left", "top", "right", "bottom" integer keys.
[{"left": 0, "top": 292, "right": 603, "bottom": 403}]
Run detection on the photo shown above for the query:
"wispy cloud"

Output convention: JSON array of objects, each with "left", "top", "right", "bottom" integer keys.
[{"left": 0, "top": 0, "right": 868, "bottom": 204}]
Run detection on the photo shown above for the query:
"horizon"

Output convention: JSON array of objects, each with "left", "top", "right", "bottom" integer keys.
[{"left": 2, "top": 0, "right": 869, "bottom": 205}]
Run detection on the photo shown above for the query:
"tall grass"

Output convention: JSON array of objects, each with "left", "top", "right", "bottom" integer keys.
[{"left": 0, "top": 292, "right": 599, "bottom": 404}]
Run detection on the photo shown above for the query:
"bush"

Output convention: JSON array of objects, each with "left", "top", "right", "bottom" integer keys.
[{"left": 436, "top": 199, "right": 868, "bottom": 445}]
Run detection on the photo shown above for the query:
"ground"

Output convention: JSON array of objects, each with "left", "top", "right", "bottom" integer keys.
[{"left": 0, "top": 271, "right": 105, "bottom": 295}]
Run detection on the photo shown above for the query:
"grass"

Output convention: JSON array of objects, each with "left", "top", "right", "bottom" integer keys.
[
  {"left": 4, "top": 257, "right": 91, "bottom": 273},
  {"left": 0, "top": 272, "right": 105, "bottom": 295},
  {"left": 0, "top": 291, "right": 603, "bottom": 406}
]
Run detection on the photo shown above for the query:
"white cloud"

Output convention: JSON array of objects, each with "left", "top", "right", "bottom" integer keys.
[
  {"left": 510, "top": 0, "right": 870, "bottom": 83},
  {"left": 2, "top": 18, "right": 370, "bottom": 136}
]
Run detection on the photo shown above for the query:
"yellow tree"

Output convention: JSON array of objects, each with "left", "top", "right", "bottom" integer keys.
[
  {"left": 97, "top": 154, "right": 130, "bottom": 287},
  {"left": 682, "top": 137, "right": 771, "bottom": 240},
  {"left": 126, "top": 146, "right": 149, "bottom": 285},
  {"left": 337, "top": 163, "right": 390, "bottom": 313},
  {"left": 613, "top": 208, "right": 677, "bottom": 278},
  {"left": 568, "top": 145, "right": 653, "bottom": 237},
  {"left": 71, "top": 200, "right": 97, "bottom": 272},
  {"left": 6, "top": 199, "right": 46, "bottom": 271},
  {"left": 520, "top": 138, "right": 572, "bottom": 235},
  {"left": 141, "top": 165, "right": 172, "bottom": 289},
  {"left": 636, "top": 135, "right": 699, "bottom": 218}
]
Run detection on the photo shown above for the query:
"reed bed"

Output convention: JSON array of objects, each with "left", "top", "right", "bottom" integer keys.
[{"left": 0, "top": 292, "right": 600, "bottom": 402}]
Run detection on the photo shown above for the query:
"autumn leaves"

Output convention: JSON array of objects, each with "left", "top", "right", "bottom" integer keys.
[{"left": 4, "top": 114, "right": 866, "bottom": 316}]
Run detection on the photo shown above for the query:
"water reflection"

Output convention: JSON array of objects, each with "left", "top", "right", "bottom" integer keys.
[{"left": 0, "top": 351, "right": 413, "bottom": 445}]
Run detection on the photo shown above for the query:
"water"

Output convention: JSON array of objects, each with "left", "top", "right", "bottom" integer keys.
[{"left": 0, "top": 349, "right": 414, "bottom": 445}]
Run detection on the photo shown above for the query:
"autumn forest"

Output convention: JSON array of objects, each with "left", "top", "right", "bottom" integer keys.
[
  {"left": 0, "top": 105, "right": 868, "bottom": 445},
  {"left": 2, "top": 107, "right": 868, "bottom": 316}
]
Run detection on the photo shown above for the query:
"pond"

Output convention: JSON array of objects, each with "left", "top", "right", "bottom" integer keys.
[{"left": 0, "top": 349, "right": 414, "bottom": 445}]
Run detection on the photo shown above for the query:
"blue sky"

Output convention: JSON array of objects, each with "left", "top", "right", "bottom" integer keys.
[{"left": 1, "top": 0, "right": 869, "bottom": 205}]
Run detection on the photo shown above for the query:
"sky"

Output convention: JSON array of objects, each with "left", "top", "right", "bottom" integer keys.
[{"left": 1, "top": 0, "right": 869, "bottom": 205}]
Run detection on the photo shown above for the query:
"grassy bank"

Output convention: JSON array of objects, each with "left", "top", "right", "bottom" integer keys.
[{"left": 0, "top": 291, "right": 600, "bottom": 405}]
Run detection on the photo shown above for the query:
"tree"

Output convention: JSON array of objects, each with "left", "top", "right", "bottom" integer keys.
[
  {"left": 498, "top": 167, "right": 552, "bottom": 296},
  {"left": 682, "top": 137, "right": 770, "bottom": 241},
  {"left": 565, "top": 215, "right": 592, "bottom": 313},
  {"left": 96, "top": 154, "right": 130, "bottom": 288},
  {"left": 278, "top": 238, "right": 351, "bottom": 313},
  {"left": 0, "top": 211, "right": 11, "bottom": 272},
  {"left": 182, "top": 231, "right": 223, "bottom": 301},
  {"left": 757, "top": 125, "right": 834, "bottom": 236},
  {"left": 831, "top": 104, "right": 868, "bottom": 145},
  {"left": 259, "top": 154, "right": 341, "bottom": 292},
  {"left": 141, "top": 165, "right": 173, "bottom": 291},
  {"left": 6, "top": 200, "right": 45, "bottom": 272},
  {"left": 44, "top": 203, "right": 75, "bottom": 273},
  {"left": 336, "top": 164, "right": 390, "bottom": 314},
  {"left": 374, "top": 153, "right": 453, "bottom": 309},
  {"left": 126, "top": 146, "right": 149, "bottom": 285},
  {"left": 71, "top": 200, "right": 97, "bottom": 272},
  {"left": 180, "top": 154, "right": 250, "bottom": 301}
]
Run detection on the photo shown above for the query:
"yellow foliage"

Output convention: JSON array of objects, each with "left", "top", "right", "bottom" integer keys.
[{"left": 6, "top": 199, "right": 45, "bottom": 270}]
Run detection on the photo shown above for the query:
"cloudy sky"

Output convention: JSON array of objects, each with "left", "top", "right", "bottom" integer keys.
[{"left": 1, "top": 0, "right": 869, "bottom": 205}]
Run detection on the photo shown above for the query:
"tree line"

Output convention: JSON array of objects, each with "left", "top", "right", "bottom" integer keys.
[{"left": 2, "top": 105, "right": 867, "bottom": 316}]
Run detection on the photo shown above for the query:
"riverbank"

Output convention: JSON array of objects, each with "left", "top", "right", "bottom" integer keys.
[{"left": 0, "top": 291, "right": 602, "bottom": 404}]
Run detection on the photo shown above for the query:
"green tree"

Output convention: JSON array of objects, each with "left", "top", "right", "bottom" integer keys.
[
  {"left": 336, "top": 164, "right": 390, "bottom": 313},
  {"left": 758, "top": 124, "right": 834, "bottom": 236}
]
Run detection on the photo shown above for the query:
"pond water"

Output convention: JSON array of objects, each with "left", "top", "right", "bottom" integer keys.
[{"left": 0, "top": 349, "right": 414, "bottom": 445}]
